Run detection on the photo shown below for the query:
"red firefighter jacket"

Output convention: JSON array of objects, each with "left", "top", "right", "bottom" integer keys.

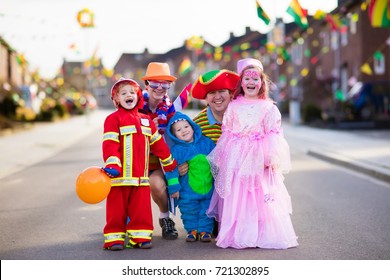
[{"left": 102, "top": 107, "right": 177, "bottom": 187}]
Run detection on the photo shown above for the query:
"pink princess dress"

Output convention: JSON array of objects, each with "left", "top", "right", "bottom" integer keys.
[{"left": 206, "top": 96, "right": 298, "bottom": 249}]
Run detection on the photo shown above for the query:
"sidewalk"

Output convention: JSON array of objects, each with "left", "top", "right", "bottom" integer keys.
[
  {"left": 0, "top": 110, "right": 110, "bottom": 180},
  {"left": 283, "top": 121, "right": 390, "bottom": 183},
  {"left": 1, "top": 109, "right": 390, "bottom": 183}
]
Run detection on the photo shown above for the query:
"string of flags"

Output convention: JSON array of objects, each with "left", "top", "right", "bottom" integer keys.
[
  {"left": 253, "top": 0, "right": 390, "bottom": 80},
  {"left": 255, "top": 0, "right": 390, "bottom": 29}
]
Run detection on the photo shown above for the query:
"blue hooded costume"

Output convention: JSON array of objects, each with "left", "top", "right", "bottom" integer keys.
[{"left": 166, "top": 112, "right": 216, "bottom": 234}]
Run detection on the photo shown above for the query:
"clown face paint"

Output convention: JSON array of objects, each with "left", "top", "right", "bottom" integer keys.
[{"left": 241, "top": 68, "right": 262, "bottom": 99}]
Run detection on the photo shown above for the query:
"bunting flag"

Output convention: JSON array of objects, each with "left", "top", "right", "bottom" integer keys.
[
  {"left": 286, "top": 0, "right": 308, "bottom": 29},
  {"left": 325, "top": 14, "right": 343, "bottom": 30},
  {"left": 313, "top": 9, "right": 326, "bottom": 20},
  {"left": 256, "top": 0, "right": 270, "bottom": 25},
  {"left": 69, "top": 43, "right": 80, "bottom": 54},
  {"left": 172, "top": 83, "right": 192, "bottom": 112},
  {"left": 15, "top": 53, "right": 27, "bottom": 67},
  {"left": 368, "top": 0, "right": 390, "bottom": 27},
  {"left": 178, "top": 57, "right": 193, "bottom": 76},
  {"left": 361, "top": 63, "right": 373, "bottom": 75}
]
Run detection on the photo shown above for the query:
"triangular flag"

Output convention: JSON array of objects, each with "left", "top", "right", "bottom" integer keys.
[
  {"left": 256, "top": 0, "right": 270, "bottom": 25},
  {"left": 368, "top": 0, "right": 390, "bottom": 27},
  {"left": 361, "top": 63, "right": 373, "bottom": 75},
  {"left": 178, "top": 57, "right": 193, "bottom": 76},
  {"left": 171, "top": 83, "right": 192, "bottom": 112},
  {"left": 313, "top": 9, "right": 326, "bottom": 20},
  {"left": 286, "top": 0, "right": 308, "bottom": 29},
  {"left": 325, "top": 14, "right": 343, "bottom": 30}
]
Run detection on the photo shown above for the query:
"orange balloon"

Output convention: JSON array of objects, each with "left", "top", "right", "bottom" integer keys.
[{"left": 76, "top": 166, "right": 111, "bottom": 204}]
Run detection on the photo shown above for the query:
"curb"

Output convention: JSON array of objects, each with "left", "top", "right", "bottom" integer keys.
[{"left": 308, "top": 149, "right": 390, "bottom": 183}]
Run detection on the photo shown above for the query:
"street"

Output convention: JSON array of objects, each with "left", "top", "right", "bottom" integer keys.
[{"left": 1, "top": 123, "right": 389, "bottom": 260}]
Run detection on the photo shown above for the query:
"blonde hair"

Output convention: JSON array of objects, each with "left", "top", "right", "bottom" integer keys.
[{"left": 233, "top": 65, "right": 270, "bottom": 100}]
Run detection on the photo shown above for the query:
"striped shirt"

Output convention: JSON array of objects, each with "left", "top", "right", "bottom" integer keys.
[{"left": 193, "top": 107, "right": 222, "bottom": 144}]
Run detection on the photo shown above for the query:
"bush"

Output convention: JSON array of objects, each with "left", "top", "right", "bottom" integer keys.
[
  {"left": 16, "top": 107, "right": 37, "bottom": 121},
  {"left": 53, "top": 103, "right": 68, "bottom": 118},
  {"left": 302, "top": 104, "right": 322, "bottom": 123},
  {"left": 0, "top": 95, "right": 18, "bottom": 119},
  {"left": 37, "top": 97, "right": 68, "bottom": 121}
]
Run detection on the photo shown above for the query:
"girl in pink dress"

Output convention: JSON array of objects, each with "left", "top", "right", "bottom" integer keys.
[{"left": 206, "top": 58, "right": 298, "bottom": 249}]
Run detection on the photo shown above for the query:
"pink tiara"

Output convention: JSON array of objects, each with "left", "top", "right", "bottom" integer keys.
[{"left": 237, "top": 58, "right": 263, "bottom": 74}]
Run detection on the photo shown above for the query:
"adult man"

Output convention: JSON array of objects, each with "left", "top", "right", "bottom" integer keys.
[
  {"left": 181, "top": 69, "right": 240, "bottom": 237},
  {"left": 190, "top": 69, "right": 240, "bottom": 143},
  {"left": 141, "top": 62, "right": 178, "bottom": 240}
]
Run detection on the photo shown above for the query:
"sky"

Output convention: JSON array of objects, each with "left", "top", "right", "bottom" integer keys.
[{"left": 0, "top": 0, "right": 338, "bottom": 79}]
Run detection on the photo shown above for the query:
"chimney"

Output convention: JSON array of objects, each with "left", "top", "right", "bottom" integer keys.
[{"left": 245, "top": 26, "right": 251, "bottom": 34}]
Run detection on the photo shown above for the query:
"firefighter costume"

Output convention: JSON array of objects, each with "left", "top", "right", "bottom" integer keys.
[{"left": 102, "top": 78, "right": 178, "bottom": 249}]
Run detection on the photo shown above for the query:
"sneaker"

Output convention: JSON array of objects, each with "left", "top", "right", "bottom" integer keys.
[
  {"left": 106, "top": 243, "right": 124, "bottom": 251},
  {"left": 159, "top": 217, "right": 178, "bottom": 240},
  {"left": 126, "top": 241, "right": 153, "bottom": 249},
  {"left": 199, "top": 232, "right": 212, "bottom": 242},
  {"left": 186, "top": 230, "right": 198, "bottom": 242}
]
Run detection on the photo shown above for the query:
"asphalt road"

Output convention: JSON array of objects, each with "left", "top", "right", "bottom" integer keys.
[{"left": 1, "top": 125, "right": 390, "bottom": 261}]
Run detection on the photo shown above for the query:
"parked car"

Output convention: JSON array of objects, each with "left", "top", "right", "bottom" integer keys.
[{"left": 346, "top": 81, "right": 390, "bottom": 121}]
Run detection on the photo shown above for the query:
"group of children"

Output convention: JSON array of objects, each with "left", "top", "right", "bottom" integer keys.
[{"left": 100, "top": 58, "right": 299, "bottom": 250}]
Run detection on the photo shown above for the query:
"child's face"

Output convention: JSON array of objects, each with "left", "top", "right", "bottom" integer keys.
[
  {"left": 171, "top": 120, "right": 194, "bottom": 143},
  {"left": 241, "top": 67, "right": 262, "bottom": 99},
  {"left": 115, "top": 84, "right": 138, "bottom": 110}
]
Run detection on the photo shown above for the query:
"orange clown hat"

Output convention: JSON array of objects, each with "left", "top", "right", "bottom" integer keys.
[
  {"left": 191, "top": 69, "right": 240, "bottom": 100},
  {"left": 141, "top": 62, "right": 177, "bottom": 82}
]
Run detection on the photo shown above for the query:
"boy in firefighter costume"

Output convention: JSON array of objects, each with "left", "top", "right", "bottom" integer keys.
[
  {"left": 102, "top": 78, "right": 179, "bottom": 250},
  {"left": 166, "top": 112, "right": 216, "bottom": 242}
]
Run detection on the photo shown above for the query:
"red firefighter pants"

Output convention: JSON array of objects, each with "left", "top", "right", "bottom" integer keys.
[{"left": 103, "top": 186, "right": 153, "bottom": 248}]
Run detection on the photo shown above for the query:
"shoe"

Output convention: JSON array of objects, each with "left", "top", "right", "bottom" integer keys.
[
  {"left": 126, "top": 241, "right": 153, "bottom": 249},
  {"left": 186, "top": 230, "right": 198, "bottom": 242},
  {"left": 199, "top": 232, "right": 212, "bottom": 242},
  {"left": 105, "top": 243, "right": 124, "bottom": 251},
  {"left": 159, "top": 217, "right": 178, "bottom": 240},
  {"left": 138, "top": 241, "right": 153, "bottom": 249}
]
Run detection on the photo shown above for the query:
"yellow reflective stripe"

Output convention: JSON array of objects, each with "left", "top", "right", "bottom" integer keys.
[
  {"left": 127, "top": 229, "right": 153, "bottom": 239},
  {"left": 103, "top": 132, "right": 120, "bottom": 142},
  {"left": 128, "top": 239, "right": 137, "bottom": 246},
  {"left": 120, "top": 125, "right": 137, "bottom": 135},
  {"left": 145, "top": 138, "right": 150, "bottom": 177},
  {"left": 141, "top": 126, "right": 152, "bottom": 136},
  {"left": 106, "top": 156, "right": 122, "bottom": 167},
  {"left": 123, "top": 133, "right": 133, "bottom": 177},
  {"left": 150, "top": 132, "right": 161, "bottom": 145},
  {"left": 140, "top": 177, "right": 150, "bottom": 186},
  {"left": 160, "top": 154, "right": 174, "bottom": 167},
  {"left": 110, "top": 177, "right": 150, "bottom": 186},
  {"left": 104, "top": 232, "right": 125, "bottom": 243}
]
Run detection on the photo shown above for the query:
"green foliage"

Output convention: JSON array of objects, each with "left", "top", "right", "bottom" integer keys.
[
  {"left": 0, "top": 95, "right": 18, "bottom": 118},
  {"left": 302, "top": 104, "right": 322, "bottom": 123}
]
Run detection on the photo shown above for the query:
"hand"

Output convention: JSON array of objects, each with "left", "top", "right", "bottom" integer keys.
[
  {"left": 102, "top": 167, "right": 120, "bottom": 178},
  {"left": 178, "top": 162, "right": 188, "bottom": 176},
  {"left": 171, "top": 191, "right": 180, "bottom": 199}
]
